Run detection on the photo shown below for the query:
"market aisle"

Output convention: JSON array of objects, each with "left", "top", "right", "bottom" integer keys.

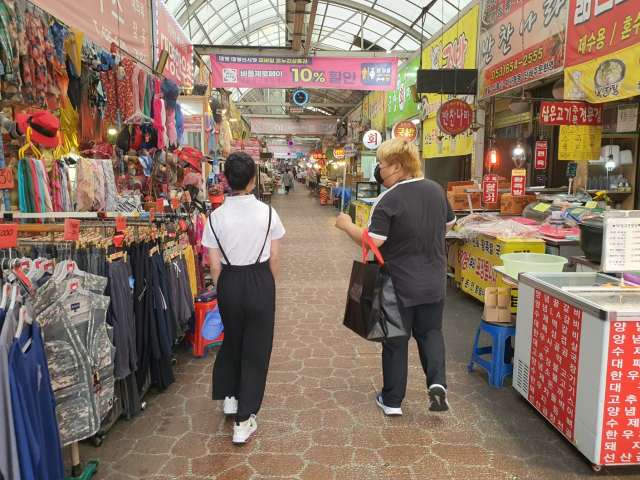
[{"left": 79, "top": 186, "right": 640, "bottom": 480}]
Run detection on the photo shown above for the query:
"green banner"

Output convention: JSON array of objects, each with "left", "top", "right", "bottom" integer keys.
[{"left": 386, "top": 55, "right": 420, "bottom": 127}]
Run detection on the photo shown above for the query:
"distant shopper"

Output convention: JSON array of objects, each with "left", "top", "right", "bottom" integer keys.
[
  {"left": 283, "top": 170, "right": 293, "bottom": 194},
  {"left": 315, "top": 170, "right": 321, "bottom": 194},
  {"left": 203, "top": 152, "right": 286, "bottom": 444},
  {"left": 335, "top": 138, "right": 456, "bottom": 416}
]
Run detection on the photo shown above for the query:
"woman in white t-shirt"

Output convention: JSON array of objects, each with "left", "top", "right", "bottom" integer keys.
[{"left": 202, "top": 152, "right": 286, "bottom": 444}]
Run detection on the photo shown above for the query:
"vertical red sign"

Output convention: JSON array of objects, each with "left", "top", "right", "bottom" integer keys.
[
  {"left": 600, "top": 320, "right": 640, "bottom": 465},
  {"left": 482, "top": 175, "right": 499, "bottom": 203},
  {"left": 529, "top": 289, "right": 582, "bottom": 442},
  {"left": 535, "top": 142, "right": 548, "bottom": 170},
  {"left": 511, "top": 169, "right": 526, "bottom": 197}
]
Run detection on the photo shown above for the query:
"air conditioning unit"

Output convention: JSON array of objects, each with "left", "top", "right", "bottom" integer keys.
[{"left": 287, "top": 23, "right": 308, "bottom": 43}]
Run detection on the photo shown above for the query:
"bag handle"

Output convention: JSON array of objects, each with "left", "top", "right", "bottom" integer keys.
[{"left": 362, "top": 229, "right": 384, "bottom": 265}]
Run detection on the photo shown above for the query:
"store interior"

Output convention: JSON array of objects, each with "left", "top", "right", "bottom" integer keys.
[{"left": 1, "top": 0, "right": 640, "bottom": 478}]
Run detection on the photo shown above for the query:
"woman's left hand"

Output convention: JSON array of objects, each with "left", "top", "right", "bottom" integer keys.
[{"left": 335, "top": 212, "right": 352, "bottom": 231}]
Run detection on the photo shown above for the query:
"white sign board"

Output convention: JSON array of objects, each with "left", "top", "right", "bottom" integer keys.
[
  {"left": 602, "top": 211, "right": 640, "bottom": 272},
  {"left": 363, "top": 130, "right": 382, "bottom": 150}
]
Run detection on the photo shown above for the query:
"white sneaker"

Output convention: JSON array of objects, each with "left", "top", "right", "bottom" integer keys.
[
  {"left": 376, "top": 392, "right": 403, "bottom": 416},
  {"left": 232, "top": 415, "right": 257, "bottom": 444},
  {"left": 428, "top": 384, "right": 450, "bottom": 412},
  {"left": 223, "top": 396, "right": 238, "bottom": 415}
]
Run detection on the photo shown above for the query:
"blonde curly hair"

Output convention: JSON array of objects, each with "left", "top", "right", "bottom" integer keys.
[{"left": 376, "top": 138, "right": 424, "bottom": 178}]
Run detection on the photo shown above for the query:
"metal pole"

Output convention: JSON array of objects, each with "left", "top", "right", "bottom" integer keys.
[{"left": 341, "top": 161, "right": 347, "bottom": 212}]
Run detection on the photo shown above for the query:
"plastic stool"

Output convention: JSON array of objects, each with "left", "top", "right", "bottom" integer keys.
[
  {"left": 469, "top": 319, "right": 516, "bottom": 387},
  {"left": 186, "top": 295, "right": 223, "bottom": 357}
]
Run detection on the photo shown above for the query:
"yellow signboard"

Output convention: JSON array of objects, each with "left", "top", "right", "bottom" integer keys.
[
  {"left": 558, "top": 125, "right": 602, "bottom": 161},
  {"left": 368, "top": 91, "right": 386, "bottom": 132},
  {"left": 423, "top": 117, "right": 473, "bottom": 158},
  {"left": 421, "top": 5, "right": 479, "bottom": 157}
]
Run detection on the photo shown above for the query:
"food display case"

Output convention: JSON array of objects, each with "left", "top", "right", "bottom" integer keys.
[
  {"left": 514, "top": 272, "right": 640, "bottom": 471},
  {"left": 350, "top": 181, "right": 381, "bottom": 223}
]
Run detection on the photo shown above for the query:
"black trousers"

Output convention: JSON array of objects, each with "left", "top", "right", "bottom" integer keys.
[
  {"left": 211, "top": 261, "right": 276, "bottom": 422},
  {"left": 381, "top": 299, "right": 446, "bottom": 408}
]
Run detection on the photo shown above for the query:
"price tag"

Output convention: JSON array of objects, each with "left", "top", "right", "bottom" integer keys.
[
  {"left": 156, "top": 198, "right": 165, "bottom": 213},
  {"left": 0, "top": 223, "right": 17, "bottom": 249},
  {"left": 0, "top": 168, "right": 14, "bottom": 189},
  {"left": 69, "top": 281, "right": 79, "bottom": 291},
  {"left": 149, "top": 209, "right": 155, "bottom": 222},
  {"left": 115, "top": 216, "right": 127, "bottom": 232},
  {"left": 64, "top": 219, "right": 81, "bottom": 241},
  {"left": 185, "top": 191, "right": 191, "bottom": 202},
  {"left": 585, "top": 201, "right": 598, "bottom": 209},
  {"left": 533, "top": 203, "right": 552, "bottom": 212},
  {"left": 179, "top": 220, "right": 187, "bottom": 231},
  {"left": 171, "top": 198, "right": 179, "bottom": 210}
]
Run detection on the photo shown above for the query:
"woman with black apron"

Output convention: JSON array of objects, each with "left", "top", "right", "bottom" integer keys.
[{"left": 202, "top": 152, "right": 286, "bottom": 443}]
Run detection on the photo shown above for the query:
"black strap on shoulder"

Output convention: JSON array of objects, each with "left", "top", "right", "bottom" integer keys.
[
  {"left": 208, "top": 214, "right": 232, "bottom": 265},
  {"left": 256, "top": 207, "right": 272, "bottom": 264}
]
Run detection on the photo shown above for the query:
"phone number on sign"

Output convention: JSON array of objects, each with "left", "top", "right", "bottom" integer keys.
[{"left": 491, "top": 47, "right": 544, "bottom": 81}]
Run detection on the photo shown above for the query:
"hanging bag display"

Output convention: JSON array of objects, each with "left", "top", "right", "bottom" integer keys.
[{"left": 343, "top": 230, "right": 407, "bottom": 342}]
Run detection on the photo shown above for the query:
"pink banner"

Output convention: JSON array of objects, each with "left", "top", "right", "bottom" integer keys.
[
  {"left": 211, "top": 54, "right": 397, "bottom": 91},
  {"left": 29, "top": 0, "right": 151, "bottom": 66},
  {"left": 251, "top": 118, "right": 337, "bottom": 135},
  {"left": 155, "top": 0, "right": 193, "bottom": 84},
  {"left": 268, "top": 144, "right": 311, "bottom": 155}
]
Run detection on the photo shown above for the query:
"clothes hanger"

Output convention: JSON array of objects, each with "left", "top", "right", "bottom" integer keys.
[
  {"left": 18, "top": 128, "right": 43, "bottom": 159},
  {"left": 15, "top": 306, "right": 33, "bottom": 352},
  {"left": 8, "top": 284, "right": 21, "bottom": 311},
  {"left": 59, "top": 278, "right": 90, "bottom": 302},
  {"left": 0, "top": 283, "right": 11, "bottom": 309}
]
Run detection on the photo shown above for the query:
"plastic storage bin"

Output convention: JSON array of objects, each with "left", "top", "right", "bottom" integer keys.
[{"left": 500, "top": 253, "right": 567, "bottom": 278}]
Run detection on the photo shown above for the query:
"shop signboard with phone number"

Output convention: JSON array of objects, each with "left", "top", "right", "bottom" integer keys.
[
  {"left": 478, "top": 0, "right": 568, "bottom": 99},
  {"left": 564, "top": 0, "right": 640, "bottom": 103}
]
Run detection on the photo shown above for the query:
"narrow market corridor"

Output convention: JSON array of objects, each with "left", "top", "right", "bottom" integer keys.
[{"left": 78, "top": 187, "right": 640, "bottom": 480}]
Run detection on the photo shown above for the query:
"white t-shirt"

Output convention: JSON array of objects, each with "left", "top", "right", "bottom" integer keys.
[{"left": 202, "top": 195, "right": 286, "bottom": 265}]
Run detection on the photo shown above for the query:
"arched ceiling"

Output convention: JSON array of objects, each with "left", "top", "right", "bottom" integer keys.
[{"left": 166, "top": 0, "right": 474, "bottom": 122}]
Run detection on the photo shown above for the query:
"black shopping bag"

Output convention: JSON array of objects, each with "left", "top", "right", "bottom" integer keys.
[{"left": 343, "top": 230, "right": 407, "bottom": 342}]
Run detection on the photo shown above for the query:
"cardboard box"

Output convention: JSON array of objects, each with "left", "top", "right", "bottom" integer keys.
[
  {"left": 500, "top": 193, "right": 537, "bottom": 214},
  {"left": 482, "top": 192, "right": 504, "bottom": 211},
  {"left": 447, "top": 181, "right": 476, "bottom": 194},
  {"left": 447, "top": 191, "right": 481, "bottom": 210},
  {"left": 484, "top": 287, "right": 512, "bottom": 323}
]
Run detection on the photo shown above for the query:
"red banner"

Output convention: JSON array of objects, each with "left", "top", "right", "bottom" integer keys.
[
  {"left": 478, "top": 0, "right": 568, "bottom": 98},
  {"left": 211, "top": 54, "right": 397, "bottom": 91},
  {"left": 566, "top": 0, "right": 640, "bottom": 68},
  {"left": 601, "top": 320, "right": 640, "bottom": 465},
  {"left": 29, "top": 0, "right": 151, "bottom": 66},
  {"left": 482, "top": 175, "right": 499, "bottom": 203},
  {"left": 155, "top": 0, "right": 193, "bottom": 85},
  {"left": 540, "top": 102, "right": 603, "bottom": 126},
  {"left": 511, "top": 169, "right": 526, "bottom": 197},
  {"left": 535, "top": 141, "right": 548, "bottom": 169},
  {"left": 529, "top": 289, "right": 582, "bottom": 443}
]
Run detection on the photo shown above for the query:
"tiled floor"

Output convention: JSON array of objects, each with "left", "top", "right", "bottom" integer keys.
[{"left": 72, "top": 185, "right": 640, "bottom": 479}]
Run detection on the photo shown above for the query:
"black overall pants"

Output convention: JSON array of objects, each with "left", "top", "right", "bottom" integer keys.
[{"left": 210, "top": 209, "right": 276, "bottom": 423}]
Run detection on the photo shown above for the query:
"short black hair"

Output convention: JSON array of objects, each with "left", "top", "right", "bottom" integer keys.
[{"left": 225, "top": 152, "right": 255, "bottom": 191}]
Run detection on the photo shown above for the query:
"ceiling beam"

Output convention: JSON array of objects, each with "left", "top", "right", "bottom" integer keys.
[
  {"left": 304, "top": 0, "right": 319, "bottom": 56},
  {"left": 195, "top": 45, "right": 412, "bottom": 59},
  {"left": 178, "top": 0, "right": 426, "bottom": 43},
  {"left": 292, "top": 2, "right": 306, "bottom": 51},
  {"left": 236, "top": 102, "right": 357, "bottom": 107}
]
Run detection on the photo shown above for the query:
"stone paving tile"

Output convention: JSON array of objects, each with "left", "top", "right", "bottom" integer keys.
[{"left": 64, "top": 187, "right": 640, "bottom": 479}]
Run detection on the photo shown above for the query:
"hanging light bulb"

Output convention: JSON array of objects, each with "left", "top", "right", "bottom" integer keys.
[
  {"left": 605, "top": 154, "right": 616, "bottom": 172},
  {"left": 512, "top": 140, "right": 526, "bottom": 168}
]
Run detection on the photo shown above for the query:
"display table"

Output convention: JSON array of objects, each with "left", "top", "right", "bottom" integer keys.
[
  {"left": 514, "top": 272, "right": 640, "bottom": 471},
  {"left": 455, "top": 234, "right": 545, "bottom": 313},
  {"left": 355, "top": 198, "right": 375, "bottom": 228}
]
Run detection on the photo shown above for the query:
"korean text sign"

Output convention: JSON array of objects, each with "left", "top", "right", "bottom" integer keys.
[
  {"left": 511, "top": 169, "right": 527, "bottom": 196},
  {"left": 386, "top": 55, "right": 420, "bottom": 127},
  {"left": 478, "top": 0, "right": 568, "bottom": 99},
  {"left": 367, "top": 91, "right": 386, "bottom": 132},
  {"left": 29, "top": 0, "right": 151, "bottom": 66},
  {"left": 421, "top": 6, "right": 479, "bottom": 120},
  {"left": 540, "top": 102, "right": 604, "bottom": 126},
  {"left": 483, "top": 175, "right": 499, "bottom": 203},
  {"left": 211, "top": 55, "right": 397, "bottom": 91},
  {"left": 251, "top": 118, "right": 337, "bottom": 136},
  {"left": 437, "top": 99, "right": 473, "bottom": 135},
  {"left": 601, "top": 321, "right": 640, "bottom": 465},
  {"left": 155, "top": 0, "right": 193, "bottom": 84},
  {"left": 564, "top": 0, "right": 640, "bottom": 103},
  {"left": 529, "top": 290, "right": 582, "bottom": 443}
]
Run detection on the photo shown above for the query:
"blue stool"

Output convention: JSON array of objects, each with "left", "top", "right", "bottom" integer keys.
[{"left": 469, "top": 319, "right": 516, "bottom": 387}]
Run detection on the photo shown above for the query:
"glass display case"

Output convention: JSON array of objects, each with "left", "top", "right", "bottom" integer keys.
[{"left": 349, "top": 182, "right": 381, "bottom": 222}]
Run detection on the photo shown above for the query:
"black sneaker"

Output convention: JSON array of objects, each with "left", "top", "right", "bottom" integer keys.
[{"left": 428, "top": 384, "right": 450, "bottom": 412}]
